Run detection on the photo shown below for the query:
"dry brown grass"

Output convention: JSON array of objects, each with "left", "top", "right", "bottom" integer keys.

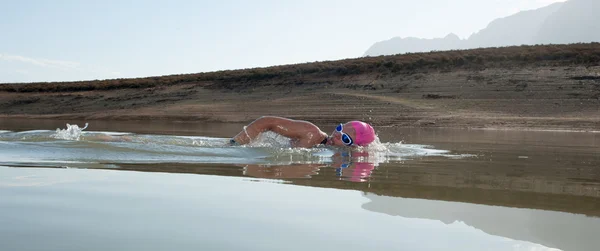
[{"left": 1, "top": 43, "right": 599, "bottom": 93}]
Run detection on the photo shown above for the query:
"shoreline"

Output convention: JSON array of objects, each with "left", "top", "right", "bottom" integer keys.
[
  {"left": 1, "top": 44, "right": 599, "bottom": 132},
  {"left": 1, "top": 116, "right": 598, "bottom": 134}
]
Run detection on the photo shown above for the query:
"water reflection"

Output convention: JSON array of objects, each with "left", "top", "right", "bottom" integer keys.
[
  {"left": 0, "top": 166, "right": 567, "bottom": 251},
  {"left": 1, "top": 119, "right": 599, "bottom": 250},
  {"left": 240, "top": 161, "right": 376, "bottom": 182},
  {"left": 362, "top": 193, "right": 599, "bottom": 251},
  {"left": 242, "top": 151, "right": 377, "bottom": 182},
  {"left": 243, "top": 164, "right": 323, "bottom": 179}
]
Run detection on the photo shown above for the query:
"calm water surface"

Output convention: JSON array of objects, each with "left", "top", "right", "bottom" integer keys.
[{"left": 0, "top": 119, "right": 599, "bottom": 251}]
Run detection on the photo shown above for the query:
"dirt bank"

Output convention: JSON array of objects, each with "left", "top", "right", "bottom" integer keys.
[{"left": 1, "top": 44, "right": 599, "bottom": 131}]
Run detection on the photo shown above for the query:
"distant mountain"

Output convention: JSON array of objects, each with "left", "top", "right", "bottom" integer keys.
[
  {"left": 465, "top": 2, "right": 564, "bottom": 48},
  {"left": 364, "top": 33, "right": 463, "bottom": 56},
  {"left": 535, "top": 0, "right": 600, "bottom": 44},
  {"left": 364, "top": 0, "right": 597, "bottom": 56}
]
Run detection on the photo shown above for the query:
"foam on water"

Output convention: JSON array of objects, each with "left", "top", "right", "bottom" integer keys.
[{"left": 50, "top": 123, "right": 89, "bottom": 141}]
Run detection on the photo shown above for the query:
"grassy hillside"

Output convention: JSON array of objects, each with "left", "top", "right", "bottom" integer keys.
[{"left": 1, "top": 43, "right": 599, "bottom": 93}]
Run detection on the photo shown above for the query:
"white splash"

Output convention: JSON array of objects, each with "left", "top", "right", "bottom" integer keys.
[
  {"left": 51, "top": 123, "right": 89, "bottom": 141},
  {"left": 344, "top": 135, "right": 475, "bottom": 164},
  {"left": 239, "top": 132, "right": 472, "bottom": 164},
  {"left": 247, "top": 131, "right": 293, "bottom": 148}
]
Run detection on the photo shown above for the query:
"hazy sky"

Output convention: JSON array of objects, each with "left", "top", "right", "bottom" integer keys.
[{"left": 0, "top": 0, "right": 566, "bottom": 83}]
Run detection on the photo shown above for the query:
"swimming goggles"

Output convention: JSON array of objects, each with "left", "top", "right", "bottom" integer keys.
[{"left": 336, "top": 124, "right": 354, "bottom": 146}]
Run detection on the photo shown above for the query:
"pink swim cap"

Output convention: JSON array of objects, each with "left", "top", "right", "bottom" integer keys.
[{"left": 349, "top": 121, "right": 376, "bottom": 146}]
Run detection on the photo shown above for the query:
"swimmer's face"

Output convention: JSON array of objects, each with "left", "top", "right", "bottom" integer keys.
[{"left": 327, "top": 123, "right": 356, "bottom": 147}]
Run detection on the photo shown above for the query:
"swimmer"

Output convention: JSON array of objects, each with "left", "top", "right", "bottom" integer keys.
[{"left": 230, "top": 116, "right": 376, "bottom": 148}]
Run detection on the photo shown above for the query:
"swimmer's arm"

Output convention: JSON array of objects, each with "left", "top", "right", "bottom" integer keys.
[
  {"left": 291, "top": 131, "right": 328, "bottom": 148},
  {"left": 232, "top": 116, "right": 320, "bottom": 145}
]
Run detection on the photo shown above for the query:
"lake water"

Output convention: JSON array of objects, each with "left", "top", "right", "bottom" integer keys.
[{"left": 0, "top": 119, "right": 599, "bottom": 251}]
